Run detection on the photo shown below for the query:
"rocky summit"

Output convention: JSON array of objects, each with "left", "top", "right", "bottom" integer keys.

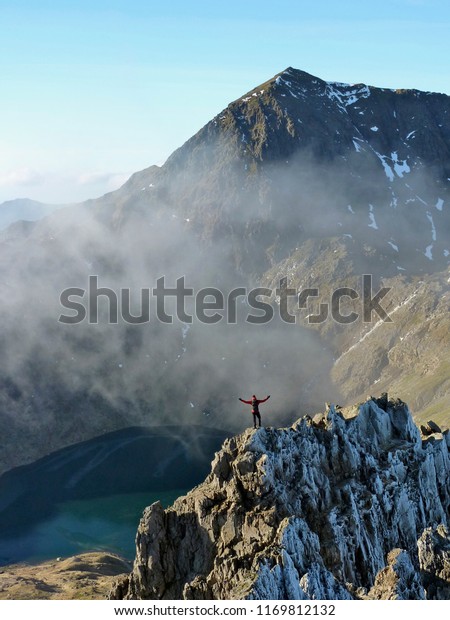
[{"left": 111, "top": 397, "right": 450, "bottom": 600}]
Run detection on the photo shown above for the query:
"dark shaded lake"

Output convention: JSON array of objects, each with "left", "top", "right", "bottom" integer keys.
[{"left": 0, "top": 425, "right": 228, "bottom": 565}]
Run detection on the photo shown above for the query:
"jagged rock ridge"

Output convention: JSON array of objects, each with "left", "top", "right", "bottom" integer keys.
[{"left": 111, "top": 397, "right": 450, "bottom": 600}]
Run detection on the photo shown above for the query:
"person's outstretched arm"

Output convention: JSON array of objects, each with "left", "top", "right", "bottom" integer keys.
[
  {"left": 239, "top": 398, "right": 252, "bottom": 404},
  {"left": 259, "top": 395, "right": 271, "bottom": 403}
]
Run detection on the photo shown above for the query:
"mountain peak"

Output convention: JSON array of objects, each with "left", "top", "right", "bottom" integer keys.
[
  {"left": 233, "top": 66, "right": 326, "bottom": 105},
  {"left": 276, "top": 66, "right": 325, "bottom": 83},
  {"left": 233, "top": 65, "right": 448, "bottom": 116}
]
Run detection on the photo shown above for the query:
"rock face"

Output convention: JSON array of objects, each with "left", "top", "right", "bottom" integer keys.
[
  {"left": 417, "top": 525, "right": 450, "bottom": 599},
  {"left": 366, "top": 548, "right": 426, "bottom": 600},
  {"left": 111, "top": 397, "right": 449, "bottom": 600}
]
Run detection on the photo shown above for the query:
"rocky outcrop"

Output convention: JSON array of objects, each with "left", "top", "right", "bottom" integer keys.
[
  {"left": 366, "top": 548, "right": 426, "bottom": 600},
  {"left": 111, "top": 397, "right": 449, "bottom": 600},
  {"left": 417, "top": 525, "right": 450, "bottom": 599}
]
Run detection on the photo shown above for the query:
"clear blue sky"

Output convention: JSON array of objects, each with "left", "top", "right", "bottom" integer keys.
[{"left": 1, "top": 0, "right": 449, "bottom": 203}]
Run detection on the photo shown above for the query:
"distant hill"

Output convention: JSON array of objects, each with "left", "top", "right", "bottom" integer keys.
[{"left": 0, "top": 198, "right": 66, "bottom": 230}]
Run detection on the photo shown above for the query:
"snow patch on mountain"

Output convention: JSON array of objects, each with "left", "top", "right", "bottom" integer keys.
[
  {"left": 352, "top": 139, "right": 362, "bottom": 153},
  {"left": 426, "top": 212, "right": 437, "bottom": 241},
  {"left": 391, "top": 152, "right": 410, "bottom": 178},
  {"left": 425, "top": 245, "right": 434, "bottom": 260},
  {"left": 325, "top": 82, "right": 371, "bottom": 108},
  {"left": 375, "top": 152, "right": 395, "bottom": 181},
  {"left": 368, "top": 204, "right": 379, "bottom": 229}
]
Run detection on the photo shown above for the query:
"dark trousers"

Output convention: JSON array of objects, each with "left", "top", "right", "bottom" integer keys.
[{"left": 252, "top": 411, "right": 261, "bottom": 428}]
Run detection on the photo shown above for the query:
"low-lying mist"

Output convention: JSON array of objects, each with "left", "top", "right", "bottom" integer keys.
[{"left": 0, "top": 105, "right": 448, "bottom": 474}]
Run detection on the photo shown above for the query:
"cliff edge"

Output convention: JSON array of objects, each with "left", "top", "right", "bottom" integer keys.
[{"left": 111, "top": 397, "right": 450, "bottom": 600}]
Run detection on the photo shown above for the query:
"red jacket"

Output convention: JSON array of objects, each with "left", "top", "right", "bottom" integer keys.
[{"left": 239, "top": 396, "right": 270, "bottom": 413}]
